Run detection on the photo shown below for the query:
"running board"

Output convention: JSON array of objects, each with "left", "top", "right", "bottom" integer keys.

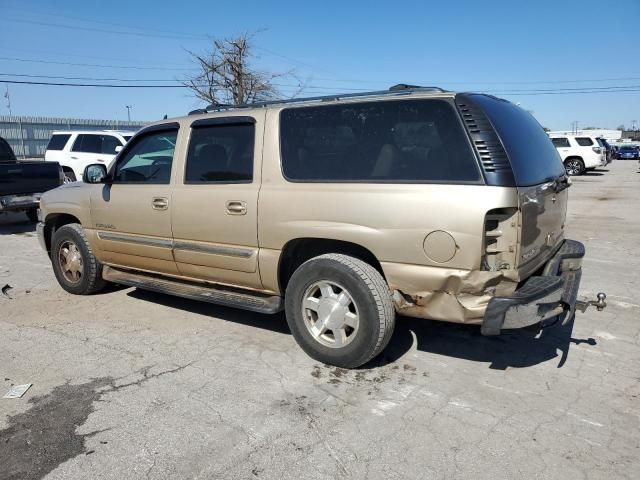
[{"left": 102, "top": 266, "right": 283, "bottom": 314}]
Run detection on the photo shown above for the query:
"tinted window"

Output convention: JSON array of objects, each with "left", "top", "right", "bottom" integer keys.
[
  {"left": 551, "top": 137, "right": 570, "bottom": 148},
  {"left": 0, "top": 138, "right": 16, "bottom": 162},
  {"left": 185, "top": 123, "right": 254, "bottom": 183},
  {"left": 47, "top": 134, "right": 71, "bottom": 151},
  {"left": 72, "top": 134, "right": 101, "bottom": 153},
  {"left": 280, "top": 99, "right": 480, "bottom": 182},
  {"left": 123, "top": 136, "right": 132, "bottom": 142},
  {"left": 113, "top": 129, "right": 177, "bottom": 184},
  {"left": 101, "top": 135, "right": 122, "bottom": 154},
  {"left": 467, "top": 95, "right": 565, "bottom": 186},
  {"left": 575, "top": 137, "right": 594, "bottom": 146}
]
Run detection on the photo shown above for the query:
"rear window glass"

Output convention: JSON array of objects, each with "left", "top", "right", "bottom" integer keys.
[
  {"left": 280, "top": 99, "right": 480, "bottom": 183},
  {"left": 47, "top": 134, "right": 71, "bottom": 151},
  {"left": 575, "top": 137, "right": 594, "bottom": 146},
  {"left": 551, "top": 137, "right": 570, "bottom": 148},
  {"left": 467, "top": 95, "right": 565, "bottom": 186}
]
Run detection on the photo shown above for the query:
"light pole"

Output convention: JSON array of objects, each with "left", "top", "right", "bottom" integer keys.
[{"left": 125, "top": 105, "right": 132, "bottom": 122}]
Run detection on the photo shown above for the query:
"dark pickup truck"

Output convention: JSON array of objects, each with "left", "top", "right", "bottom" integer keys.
[{"left": 1, "top": 135, "right": 63, "bottom": 222}]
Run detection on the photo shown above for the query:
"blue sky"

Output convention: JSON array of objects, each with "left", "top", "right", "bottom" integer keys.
[{"left": 1, "top": 0, "right": 639, "bottom": 130}]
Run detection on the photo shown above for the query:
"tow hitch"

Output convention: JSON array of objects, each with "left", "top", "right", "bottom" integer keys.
[{"left": 575, "top": 292, "right": 607, "bottom": 313}]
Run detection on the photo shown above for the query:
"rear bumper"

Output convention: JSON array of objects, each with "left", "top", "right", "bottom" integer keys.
[
  {"left": 481, "top": 239, "right": 586, "bottom": 335},
  {"left": 0, "top": 193, "right": 41, "bottom": 212}
]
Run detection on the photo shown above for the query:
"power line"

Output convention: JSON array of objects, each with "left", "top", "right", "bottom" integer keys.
[
  {"left": 0, "top": 56, "right": 195, "bottom": 71},
  {"left": 0, "top": 17, "right": 205, "bottom": 41},
  {"left": 2, "top": 79, "right": 640, "bottom": 96},
  {"left": 0, "top": 80, "right": 186, "bottom": 88}
]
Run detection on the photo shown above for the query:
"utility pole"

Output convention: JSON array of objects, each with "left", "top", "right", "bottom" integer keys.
[
  {"left": 125, "top": 105, "right": 132, "bottom": 122},
  {"left": 4, "top": 84, "right": 11, "bottom": 116},
  {"left": 570, "top": 120, "right": 579, "bottom": 135},
  {"left": 632, "top": 120, "right": 637, "bottom": 131}
]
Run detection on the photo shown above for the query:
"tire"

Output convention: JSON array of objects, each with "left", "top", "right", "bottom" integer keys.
[
  {"left": 25, "top": 208, "right": 38, "bottom": 223},
  {"left": 63, "top": 170, "right": 77, "bottom": 183},
  {"left": 564, "top": 158, "right": 585, "bottom": 176},
  {"left": 51, "top": 223, "right": 106, "bottom": 295},
  {"left": 285, "top": 253, "right": 395, "bottom": 369}
]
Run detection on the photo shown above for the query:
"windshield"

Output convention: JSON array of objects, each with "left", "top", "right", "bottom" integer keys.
[{"left": 468, "top": 94, "right": 565, "bottom": 186}]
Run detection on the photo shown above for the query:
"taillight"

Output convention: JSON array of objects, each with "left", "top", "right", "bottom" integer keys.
[{"left": 483, "top": 208, "right": 518, "bottom": 271}]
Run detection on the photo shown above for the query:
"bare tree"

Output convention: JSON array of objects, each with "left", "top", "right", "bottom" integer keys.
[{"left": 183, "top": 32, "right": 300, "bottom": 107}]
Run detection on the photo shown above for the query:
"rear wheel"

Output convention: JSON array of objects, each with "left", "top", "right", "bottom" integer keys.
[
  {"left": 63, "top": 169, "right": 77, "bottom": 183},
  {"left": 564, "top": 158, "right": 585, "bottom": 176},
  {"left": 285, "top": 253, "right": 395, "bottom": 369},
  {"left": 51, "top": 223, "right": 106, "bottom": 295}
]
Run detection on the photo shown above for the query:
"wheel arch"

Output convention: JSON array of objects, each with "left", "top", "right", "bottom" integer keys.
[
  {"left": 277, "top": 237, "right": 385, "bottom": 293},
  {"left": 43, "top": 213, "right": 82, "bottom": 254}
]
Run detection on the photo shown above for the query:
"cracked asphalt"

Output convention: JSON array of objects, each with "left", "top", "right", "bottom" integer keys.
[{"left": 1, "top": 161, "right": 639, "bottom": 480}]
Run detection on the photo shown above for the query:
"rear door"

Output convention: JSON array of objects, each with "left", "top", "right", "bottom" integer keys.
[
  {"left": 90, "top": 124, "right": 180, "bottom": 275},
  {"left": 465, "top": 94, "right": 568, "bottom": 276},
  {"left": 169, "top": 114, "right": 264, "bottom": 290}
]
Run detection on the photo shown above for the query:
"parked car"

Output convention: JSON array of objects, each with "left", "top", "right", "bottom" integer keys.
[
  {"left": 549, "top": 134, "right": 607, "bottom": 175},
  {"left": 611, "top": 145, "right": 620, "bottom": 159},
  {"left": 36, "top": 86, "right": 606, "bottom": 368},
  {"left": 44, "top": 130, "right": 135, "bottom": 183},
  {"left": 0, "top": 135, "right": 63, "bottom": 222},
  {"left": 616, "top": 145, "right": 640, "bottom": 160},
  {"left": 596, "top": 137, "right": 614, "bottom": 164}
]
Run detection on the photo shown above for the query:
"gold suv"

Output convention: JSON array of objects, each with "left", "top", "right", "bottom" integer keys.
[{"left": 37, "top": 86, "right": 606, "bottom": 368}]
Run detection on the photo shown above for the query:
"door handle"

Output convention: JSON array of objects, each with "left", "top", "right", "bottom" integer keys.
[
  {"left": 70, "top": 156, "right": 78, "bottom": 160},
  {"left": 226, "top": 200, "right": 247, "bottom": 215},
  {"left": 152, "top": 197, "right": 169, "bottom": 210}
]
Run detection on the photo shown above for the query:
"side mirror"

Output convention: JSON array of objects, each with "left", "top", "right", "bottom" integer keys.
[
  {"left": 115, "top": 145, "right": 123, "bottom": 154},
  {"left": 83, "top": 164, "right": 109, "bottom": 184}
]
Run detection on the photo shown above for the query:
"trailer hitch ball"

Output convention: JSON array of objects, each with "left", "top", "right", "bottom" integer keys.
[
  {"left": 594, "top": 292, "right": 607, "bottom": 311},
  {"left": 576, "top": 292, "right": 607, "bottom": 313}
]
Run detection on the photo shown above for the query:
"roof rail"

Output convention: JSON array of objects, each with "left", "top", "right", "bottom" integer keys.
[{"left": 189, "top": 85, "right": 446, "bottom": 114}]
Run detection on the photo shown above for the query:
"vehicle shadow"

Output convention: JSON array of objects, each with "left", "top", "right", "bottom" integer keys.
[
  {"left": 365, "top": 314, "right": 596, "bottom": 370},
  {"left": 126, "top": 288, "right": 291, "bottom": 335},
  {"left": 125, "top": 288, "right": 596, "bottom": 370},
  {"left": 582, "top": 171, "right": 605, "bottom": 176},
  {"left": 0, "top": 213, "right": 36, "bottom": 235}
]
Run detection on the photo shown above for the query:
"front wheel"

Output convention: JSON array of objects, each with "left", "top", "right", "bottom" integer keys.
[
  {"left": 285, "top": 254, "right": 396, "bottom": 369},
  {"left": 564, "top": 158, "right": 585, "bottom": 176},
  {"left": 51, "top": 223, "right": 106, "bottom": 295}
]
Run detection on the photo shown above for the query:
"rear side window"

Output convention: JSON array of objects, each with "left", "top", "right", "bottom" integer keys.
[
  {"left": 466, "top": 95, "right": 565, "bottom": 186},
  {"left": 101, "top": 135, "right": 122, "bottom": 154},
  {"left": 575, "top": 137, "right": 594, "bottom": 146},
  {"left": 280, "top": 99, "right": 480, "bottom": 183},
  {"left": 72, "top": 134, "right": 102, "bottom": 153},
  {"left": 47, "top": 134, "right": 71, "bottom": 151},
  {"left": 185, "top": 123, "right": 254, "bottom": 183},
  {"left": 551, "top": 137, "right": 570, "bottom": 148}
]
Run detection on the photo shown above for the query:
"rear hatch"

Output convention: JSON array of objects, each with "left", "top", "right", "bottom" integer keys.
[{"left": 458, "top": 94, "right": 568, "bottom": 278}]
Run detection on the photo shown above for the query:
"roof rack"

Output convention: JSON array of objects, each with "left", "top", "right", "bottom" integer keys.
[{"left": 188, "top": 84, "right": 446, "bottom": 115}]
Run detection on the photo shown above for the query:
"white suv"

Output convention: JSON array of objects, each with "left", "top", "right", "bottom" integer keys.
[
  {"left": 44, "top": 130, "right": 135, "bottom": 182},
  {"left": 549, "top": 134, "right": 606, "bottom": 176}
]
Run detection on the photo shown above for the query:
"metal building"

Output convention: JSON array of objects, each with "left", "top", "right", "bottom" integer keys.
[{"left": 0, "top": 115, "right": 147, "bottom": 159}]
